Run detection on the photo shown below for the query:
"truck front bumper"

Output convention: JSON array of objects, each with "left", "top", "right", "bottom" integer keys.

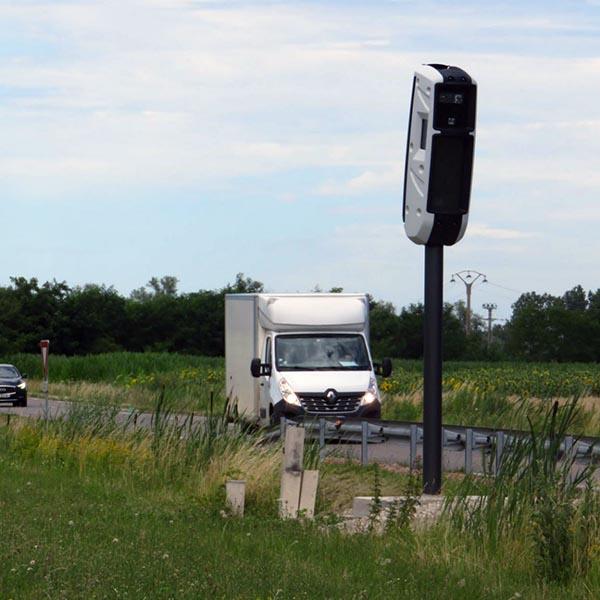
[{"left": 272, "top": 399, "right": 381, "bottom": 423}]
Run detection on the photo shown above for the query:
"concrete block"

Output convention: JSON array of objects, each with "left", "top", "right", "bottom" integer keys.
[
  {"left": 279, "top": 469, "right": 303, "bottom": 519},
  {"left": 226, "top": 480, "right": 246, "bottom": 516}
]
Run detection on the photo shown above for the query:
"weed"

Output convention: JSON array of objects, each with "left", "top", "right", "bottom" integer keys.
[
  {"left": 367, "top": 464, "right": 382, "bottom": 532},
  {"left": 385, "top": 471, "right": 421, "bottom": 532}
]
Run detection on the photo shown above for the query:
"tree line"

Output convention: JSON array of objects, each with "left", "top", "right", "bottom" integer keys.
[{"left": 0, "top": 274, "right": 598, "bottom": 362}]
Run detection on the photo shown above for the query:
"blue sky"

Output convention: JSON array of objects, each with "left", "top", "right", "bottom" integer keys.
[{"left": 1, "top": 0, "right": 600, "bottom": 321}]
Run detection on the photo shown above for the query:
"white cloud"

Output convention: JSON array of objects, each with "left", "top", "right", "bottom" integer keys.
[
  {"left": 0, "top": 3, "right": 595, "bottom": 197},
  {"left": 317, "top": 165, "right": 404, "bottom": 195},
  {"left": 1, "top": 2, "right": 600, "bottom": 239},
  {"left": 467, "top": 224, "right": 538, "bottom": 240}
]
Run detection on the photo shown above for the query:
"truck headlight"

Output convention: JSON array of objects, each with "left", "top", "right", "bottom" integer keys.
[
  {"left": 279, "top": 377, "right": 301, "bottom": 406},
  {"left": 361, "top": 376, "right": 378, "bottom": 405},
  {"left": 17, "top": 382, "right": 27, "bottom": 390}
]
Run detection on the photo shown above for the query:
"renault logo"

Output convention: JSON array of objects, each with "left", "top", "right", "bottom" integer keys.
[{"left": 325, "top": 389, "right": 337, "bottom": 404}]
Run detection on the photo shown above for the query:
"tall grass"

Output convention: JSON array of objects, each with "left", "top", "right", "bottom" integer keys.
[
  {"left": 448, "top": 397, "right": 600, "bottom": 583},
  {"left": 4, "top": 393, "right": 281, "bottom": 512},
  {"left": 2, "top": 351, "right": 223, "bottom": 382}
]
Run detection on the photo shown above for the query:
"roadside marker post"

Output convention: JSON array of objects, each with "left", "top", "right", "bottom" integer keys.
[
  {"left": 225, "top": 480, "right": 246, "bottom": 516},
  {"left": 39, "top": 339, "right": 50, "bottom": 417},
  {"left": 403, "top": 64, "right": 477, "bottom": 493},
  {"left": 279, "top": 424, "right": 319, "bottom": 519}
]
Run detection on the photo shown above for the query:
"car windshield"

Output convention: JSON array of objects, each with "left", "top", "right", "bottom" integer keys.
[
  {"left": 0, "top": 366, "right": 19, "bottom": 378},
  {"left": 275, "top": 334, "right": 371, "bottom": 371}
]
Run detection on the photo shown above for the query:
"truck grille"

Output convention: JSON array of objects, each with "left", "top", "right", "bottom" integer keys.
[
  {"left": 0, "top": 385, "right": 16, "bottom": 397},
  {"left": 298, "top": 392, "right": 363, "bottom": 415}
]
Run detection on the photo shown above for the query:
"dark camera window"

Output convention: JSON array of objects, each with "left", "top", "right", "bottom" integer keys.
[
  {"left": 420, "top": 118, "right": 428, "bottom": 150},
  {"left": 427, "top": 135, "right": 473, "bottom": 215}
]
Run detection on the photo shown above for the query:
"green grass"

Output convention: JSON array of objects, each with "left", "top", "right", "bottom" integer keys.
[
  {"left": 2, "top": 399, "right": 600, "bottom": 597},
  {"left": 2, "top": 351, "right": 223, "bottom": 383},
  {"left": 0, "top": 447, "right": 597, "bottom": 597}
]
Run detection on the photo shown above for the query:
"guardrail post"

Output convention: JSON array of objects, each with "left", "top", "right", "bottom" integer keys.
[
  {"left": 465, "top": 428, "right": 473, "bottom": 475},
  {"left": 564, "top": 435, "right": 574, "bottom": 484},
  {"left": 319, "top": 418, "right": 326, "bottom": 449},
  {"left": 318, "top": 418, "right": 326, "bottom": 460},
  {"left": 280, "top": 417, "right": 287, "bottom": 439},
  {"left": 410, "top": 424, "right": 417, "bottom": 471},
  {"left": 495, "top": 431, "right": 504, "bottom": 476},
  {"left": 361, "top": 421, "right": 368, "bottom": 466}
]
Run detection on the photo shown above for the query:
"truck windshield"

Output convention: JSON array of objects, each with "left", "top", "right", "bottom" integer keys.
[{"left": 275, "top": 334, "right": 371, "bottom": 371}]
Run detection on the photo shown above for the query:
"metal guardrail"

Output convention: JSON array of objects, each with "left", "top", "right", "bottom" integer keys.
[{"left": 279, "top": 417, "right": 600, "bottom": 475}]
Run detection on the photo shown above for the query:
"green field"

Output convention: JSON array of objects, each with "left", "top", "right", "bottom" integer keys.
[
  {"left": 6, "top": 352, "right": 600, "bottom": 397},
  {"left": 5, "top": 352, "right": 600, "bottom": 433}
]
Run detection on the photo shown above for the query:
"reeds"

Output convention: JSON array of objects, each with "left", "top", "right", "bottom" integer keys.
[{"left": 448, "top": 396, "right": 600, "bottom": 583}]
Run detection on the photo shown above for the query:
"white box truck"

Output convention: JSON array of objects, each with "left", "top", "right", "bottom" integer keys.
[{"left": 225, "top": 293, "right": 392, "bottom": 425}]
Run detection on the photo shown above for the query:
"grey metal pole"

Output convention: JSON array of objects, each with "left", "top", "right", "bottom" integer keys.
[
  {"left": 44, "top": 382, "right": 49, "bottom": 417},
  {"left": 466, "top": 283, "right": 472, "bottom": 335},
  {"left": 410, "top": 423, "right": 417, "bottom": 471},
  {"left": 423, "top": 244, "right": 443, "bottom": 494},
  {"left": 319, "top": 418, "right": 326, "bottom": 449},
  {"left": 361, "top": 420, "right": 369, "bottom": 466},
  {"left": 482, "top": 303, "right": 497, "bottom": 345},
  {"left": 564, "top": 435, "right": 574, "bottom": 484},
  {"left": 465, "top": 428, "right": 473, "bottom": 474},
  {"left": 280, "top": 417, "right": 287, "bottom": 439},
  {"left": 495, "top": 431, "right": 505, "bottom": 476}
]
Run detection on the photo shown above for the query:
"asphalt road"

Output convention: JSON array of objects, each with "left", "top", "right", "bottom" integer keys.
[{"left": 0, "top": 396, "right": 161, "bottom": 429}]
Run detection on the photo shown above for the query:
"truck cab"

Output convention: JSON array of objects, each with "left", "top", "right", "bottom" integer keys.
[{"left": 256, "top": 331, "right": 387, "bottom": 423}]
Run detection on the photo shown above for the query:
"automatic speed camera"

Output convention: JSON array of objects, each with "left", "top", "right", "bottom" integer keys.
[{"left": 403, "top": 64, "right": 477, "bottom": 246}]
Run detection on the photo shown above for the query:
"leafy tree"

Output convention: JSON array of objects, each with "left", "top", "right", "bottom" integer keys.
[
  {"left": 58, "top": 285, "right": 127, "bottom": 354},
  {"left": 131, "top": 275, "right": 179, "bottom": 301},
  {"left": 223, "top": 273, "right": 264, "bottom": 294},
  {"left": 0, "top": 273, "right": 599, "bottom": 362},
  {"left": 563, "top": 285, "right": 587, "bottom": 311}
]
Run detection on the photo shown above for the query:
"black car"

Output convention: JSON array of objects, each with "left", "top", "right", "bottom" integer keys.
[{"left": 0, "top": 364, "right": 27, "bottom": 407}]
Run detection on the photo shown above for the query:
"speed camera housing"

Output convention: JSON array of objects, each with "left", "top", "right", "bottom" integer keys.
[{"left": 403, "top": 64, "right": 477, "bottom": 246}]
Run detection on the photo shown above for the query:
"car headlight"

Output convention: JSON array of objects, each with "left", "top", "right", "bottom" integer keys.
[
  {"left": 17, "top": 382, "right": 27, "bottom": 390},
  {"left": 361, "top": 376, "right": 378, "bottom": 405},
  {"left": 279, "top": 377, "right": 301, "bottom": 406}
]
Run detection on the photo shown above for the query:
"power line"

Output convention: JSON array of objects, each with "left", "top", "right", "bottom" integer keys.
[{"left": 485, "top": 281, "right": 523, "bottom": 294}]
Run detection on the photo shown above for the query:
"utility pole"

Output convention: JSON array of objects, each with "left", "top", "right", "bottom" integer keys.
[
  {"left": 450, "top": 270, "right": 487, "bottom": 335},
  {"left": 482, "top": 303, "right": 497, "bottom": 345}
]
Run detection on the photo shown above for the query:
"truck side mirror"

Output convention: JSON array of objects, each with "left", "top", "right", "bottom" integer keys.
[
  {"left": 374, "top": 358, "right": 392, "bottom": 378},
  {"left": 250, "top": 358, "right": 261, "bottom": 378},
  {"left": 21, "top": 372, "right": 28, "bottom": 379},
  {"left": 250, "top": 358, "right": 271, "bottom": 378}
]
